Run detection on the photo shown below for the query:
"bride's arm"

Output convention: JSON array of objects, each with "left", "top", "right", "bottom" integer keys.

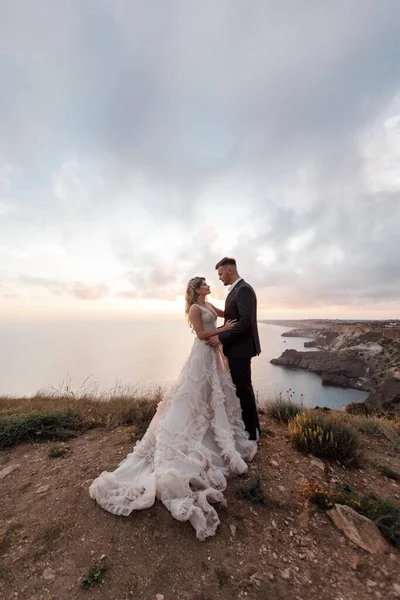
[
  {"left": 188, "top": 306, "right": 235, "bottom": 340},
  {"left": 208, "top": 302, "right": 224, "bottom": 318}
]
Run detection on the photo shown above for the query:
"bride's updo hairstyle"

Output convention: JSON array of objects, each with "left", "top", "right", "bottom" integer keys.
[{"left": 185, "top": 276, "right": 205, "bottom": 320}]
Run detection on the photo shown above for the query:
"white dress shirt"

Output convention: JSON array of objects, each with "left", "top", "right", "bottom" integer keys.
[{"left": 228, "top": 277, "right": 242, "bottom": 293}]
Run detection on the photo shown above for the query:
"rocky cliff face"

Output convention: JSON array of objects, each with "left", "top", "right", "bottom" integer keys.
[
  {"left": 270, "top": 349, "right": 368, "bottom": 390},
  {"left": 270, "top": 323, "right": 400, "bottom": 412},
  {"left": 364, "top": 375, "right": 400, "bottom": 413}
]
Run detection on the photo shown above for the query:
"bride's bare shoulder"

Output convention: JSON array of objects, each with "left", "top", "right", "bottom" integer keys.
[{"left": 188, "top": 304, "right": 201, "bottom": 316}]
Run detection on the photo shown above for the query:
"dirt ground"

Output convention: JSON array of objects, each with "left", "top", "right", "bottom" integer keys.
[{"left": 1, "top": 415, "right": 400, "bottom": 600}]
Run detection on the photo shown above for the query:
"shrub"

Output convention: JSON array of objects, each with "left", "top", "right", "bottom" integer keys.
[
  {"left": 0, "top": 410, "right": 82, "bottom": 448},
  {"left": 348, "top": 415, "right": 383, "bottom": 435},
  {"left": 48, "top": 444, "right": 70, "bottom": 458},
  {"left": 379, "top": 465, "right": 400, "bottom": 482},
  {"left": 288, "top": 410, "right": 359, "bottom": 464},
  {"left": 266, "top": 398, "right": 303, "bottom": 424},
  {"left": 238, "top": 474, "right": 271, "bottom": 505},
  {"left": 344, "top": 401, "right": 373, "bottom": 416},
  {"left": 80, "top": 564, "right": 107, "bottom": 590}
]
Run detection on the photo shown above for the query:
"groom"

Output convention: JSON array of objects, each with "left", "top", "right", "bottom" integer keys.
[{"left": 208, "top": 257, "right": 261, "bottom": 441}]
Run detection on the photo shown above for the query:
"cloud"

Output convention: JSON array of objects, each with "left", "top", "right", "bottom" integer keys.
[
  {"left": 73, "top": 282, "right": 109, "bottom": 300},
  {"left": 12, "top": 274, "right": 109, "bottom": 301},
  {"left": 0, "top": 1, "right": 400, "bottom": 318}
]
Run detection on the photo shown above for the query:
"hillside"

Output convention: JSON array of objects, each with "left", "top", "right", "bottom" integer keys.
[{"left": 1, "top": 400, "right": 400, "bottom": 600}]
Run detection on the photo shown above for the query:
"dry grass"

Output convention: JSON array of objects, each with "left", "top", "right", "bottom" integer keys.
[
  {"left": 0, "top": 388, "right": 162, "bottom": 430},
  {"left": 339, "top": 412, "right": 400, "bottom": 452},
  {"left": 0, "top": 386, "right": 162, "bottom": 447}
]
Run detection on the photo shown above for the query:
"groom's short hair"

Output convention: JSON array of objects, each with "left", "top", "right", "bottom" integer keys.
[{"left": 215, "top": 257, "right": 237, "bottom": 269}]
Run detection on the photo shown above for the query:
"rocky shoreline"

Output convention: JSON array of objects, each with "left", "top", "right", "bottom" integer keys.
[{"left": 266, "top": 320, "right": 400, "bottom": 412}]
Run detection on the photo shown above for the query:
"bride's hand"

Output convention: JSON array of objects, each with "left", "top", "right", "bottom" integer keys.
[{"left": 224, "top": 319, "right": 237, "bottom": 330}]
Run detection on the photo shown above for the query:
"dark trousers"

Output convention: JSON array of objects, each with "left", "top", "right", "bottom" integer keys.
[{"left": 228, "top": 357, "right": 260, "bottom": 441}]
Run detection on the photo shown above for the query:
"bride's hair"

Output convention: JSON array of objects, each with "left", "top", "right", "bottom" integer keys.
[{"left": 185, "top": 276, "right": 205, "bottom": 320}]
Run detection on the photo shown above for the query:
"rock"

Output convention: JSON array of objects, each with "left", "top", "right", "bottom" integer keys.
[
  {"left": 270, "top": 460, "right": 279, "bottom": 467},
  {"left": 328, "top": 504, "right": 390, "bottom": 554},
  {"left": 366, "top": 580, "right": 377, "bottom": 588},
  {"left": 393, "top": 583, "right": 400, "bottom": 596},
  {"left": 310, "top": 457, "right": 325, "bottom": 471},
  {"left": 36, "top": 485, "right": 50, "bottom": 494},
  {"left": 42, "top": 568, "right": 55, "bottom": 580},
  {"left": 281, "top": 569, "right": 290, "bottom": 580},
  {"left": 365, "top": 376, "right": 400, "bottom": 413},
  {"left": 298, "top": 506, "right": 310, "bottom": 529},
  {"left": 0, "top": 464, "right": 20, "bottom": 479},
  {"left": 229, "top": 524, "right": 237, "bottom": 538},
  {"left": 155, "top": 595, "right": 165, "bottom": 600},
  {"left": 249, "top": 572, "right": 265, "bottom": 587}
]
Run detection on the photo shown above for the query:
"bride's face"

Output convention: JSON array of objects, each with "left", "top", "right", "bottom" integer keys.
[{"left": 198, "top": 280, "right": 211, "bottom": 297}]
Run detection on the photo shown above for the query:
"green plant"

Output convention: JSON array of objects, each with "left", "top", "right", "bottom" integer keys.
[
  {"left": 348, "top": 415, "right": 382, "bottom": 435},
  {"left": 288, "top": 410, "right": 359, "bottom": 464},
  {"left": 238, "top": 474, "right": 272, "bottom": 505},
  {"left": 80, "top": 564, "right": 107, "bottom": 590},
  {"left": 48, "top": 444, "right": 70, "bottom": 458},
  {"left": 345, "top": 401, "right": 373, "bottom": 416},
  {"left": 0, "top": 410, "right": 82, "bottom": 448},
  {"left": 379, "top": 465, "right": 400, "bottom": 481},
  {"left": 266, "top": 397, "right": 303, "bottom": 423}
]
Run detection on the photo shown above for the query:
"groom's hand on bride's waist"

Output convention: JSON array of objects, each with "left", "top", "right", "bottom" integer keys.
[{"left": 206, "top": 335, "right": 220, "bottom": 347}]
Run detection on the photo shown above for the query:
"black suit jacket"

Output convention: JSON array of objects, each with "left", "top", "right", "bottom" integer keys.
[{"left": 218, "top": 279, "right": 261, "bottom": 358}]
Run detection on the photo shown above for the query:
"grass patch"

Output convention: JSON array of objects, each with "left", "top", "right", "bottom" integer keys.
[
  {"left": 238, "top": 474, "right": 274, "bottom": 506},
  {"left": 265, "top": 398, "right": 303, "bottom": 424},
  {"left": 80, "top": 564, "right": 107, "bottom": 590},
  {"left": 215, "top": 567, "right": 230, "bottom": 587},
  {"left": 0, "top": 524, "right": 23, "bottom": 554},
  {"left": 48, "top": 444, "right": 70, "bottom": 458},
  {"left": 0, "top": 410, "right": 82, "bottom": 448},
  {"left": 0, "top": 388, "right": 161, "bottom": 447},
  {"left": 379, "top": 465, "right": 400, "bottom": 481},
  {"left": 345, "top": 401, "right": 373, "bottom": 416},
  {"left": 347, "top": 414, "right": 383, "bottom": 435},
  {"left": 288, "top": 410, "right": 359, "bottom": 464},
  {"left": 36, "top": 522, "right": 64, "bottom": 547},
  {"left": 0, "top": 390, "right": 161, "bottom": 433},
  {"left": 300, "top": 481, "right": 400, "bottom": 548}
]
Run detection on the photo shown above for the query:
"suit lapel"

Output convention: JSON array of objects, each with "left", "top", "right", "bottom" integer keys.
[{"left": 225, "top": 279, "right": 245, "bottom": 306}]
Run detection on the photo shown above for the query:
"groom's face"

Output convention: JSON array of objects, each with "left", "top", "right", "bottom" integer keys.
[{"left": 217, "top": 265, "right": 232, "bottom": 286}]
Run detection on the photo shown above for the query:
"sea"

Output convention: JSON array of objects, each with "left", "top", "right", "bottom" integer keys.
[{"left": 0, "top": 321, "right": 368, "bottom": 409}]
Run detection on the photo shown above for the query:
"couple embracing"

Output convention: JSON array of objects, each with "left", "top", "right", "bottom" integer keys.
[{"left": 89, "top": 257, "right": 261, "bottom": 540}]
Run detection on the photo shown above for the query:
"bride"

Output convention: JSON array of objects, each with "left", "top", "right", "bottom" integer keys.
[{"left": 89, "top": 276, "right": 257, "bottom": 540}]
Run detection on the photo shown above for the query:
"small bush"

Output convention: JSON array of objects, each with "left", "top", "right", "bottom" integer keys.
[
  {"left": 288, "top": 410, "right": 359, "bottom": 464},
  {"left": 348, "top": 415, "right": 383, "bottom": 435},
  {"left": 379, "top": 465, "right": 400, "bottom": 482},
  {"left": 345, "top": 401, "right": 373, "bottom": 416},
  {"left": 266, "top": 398, "right": 303, "bottom": 424},
  {"left": 80, "top": 564, "right": 107, "bottom": 590},
  {"left": 48, "top": 444, "right": 70, "bottom": 458},
  {"left": 0, "top": 410, "right": 82, "bottom": 448},
  {"left": 238, "top": 474, "right": 272, "bottom": 505}
]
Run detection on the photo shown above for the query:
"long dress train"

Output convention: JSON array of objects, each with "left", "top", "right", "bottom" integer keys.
[{"left": 89, "top": 304, "right": 257, "bottom": 540}]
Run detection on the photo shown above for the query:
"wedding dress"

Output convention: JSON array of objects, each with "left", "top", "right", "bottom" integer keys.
[{"left": 89, "top": 304, "right": 257, "bottom": 540}]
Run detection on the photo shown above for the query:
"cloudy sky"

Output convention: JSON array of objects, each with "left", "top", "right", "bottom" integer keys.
[{"left": 1, "top": 0, "right": 400, "bottom": 322}]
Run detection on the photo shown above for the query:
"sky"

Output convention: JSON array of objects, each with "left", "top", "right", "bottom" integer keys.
[{"left": 1, "top": 0, "right": 400, "bottom": 323}]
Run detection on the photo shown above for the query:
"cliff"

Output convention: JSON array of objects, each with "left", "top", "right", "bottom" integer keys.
[{"left": 269, "top": 321, "right": 400, "bottom": 411}]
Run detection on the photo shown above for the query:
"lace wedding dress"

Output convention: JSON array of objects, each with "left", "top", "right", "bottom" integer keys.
[{"left": 89, "top": 304, "right": 257, "bottom": 540}]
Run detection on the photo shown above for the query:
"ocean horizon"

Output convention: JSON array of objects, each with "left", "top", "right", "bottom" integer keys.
[{"left": 0, "top": 320, "right": 368, "bottom": 409}]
